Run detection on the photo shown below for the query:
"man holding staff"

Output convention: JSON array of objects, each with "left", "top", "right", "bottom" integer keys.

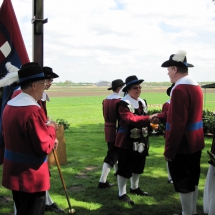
[
  {"left": 6, "top": 63, "right": 64, "bottom": 214},
  {"left": 0, "top": 62, "right": 58, "bottom": 215}
]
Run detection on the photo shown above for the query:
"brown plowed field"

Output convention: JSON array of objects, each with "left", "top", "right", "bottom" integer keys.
[
  {"left": 47, "top": 86, "right": 215, "bottom": 97},
  {"left": 47, "top": 86, "right": 169, "bottom": 97}
]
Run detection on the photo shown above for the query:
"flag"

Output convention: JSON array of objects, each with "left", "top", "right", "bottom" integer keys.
[{"left": 0, "top": 0, "right": 30, "bottom": 164}]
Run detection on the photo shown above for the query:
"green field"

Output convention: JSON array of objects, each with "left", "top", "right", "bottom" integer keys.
[
  {"left": 46, "top": 86, "right": 215, "bottom": 122},
  {"left": 0, "top": 87, "right": 214, "bottom": 215}
]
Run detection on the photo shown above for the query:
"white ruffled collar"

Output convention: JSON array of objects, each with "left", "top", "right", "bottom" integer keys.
[
  {"left": 170, "top": 76, "right": 198, "bottom": 97},
  {"left": 41, "top": 92, "right": 50, "bottom": 102},
  {"left": 121, "top": 94, "right": 146, "bottom": 109},
  {"left": 8, "top": 92, "right": 40, "bottom": 107},
  {"left": 106, "top": 92, "right": 122, "bottom": 100}
]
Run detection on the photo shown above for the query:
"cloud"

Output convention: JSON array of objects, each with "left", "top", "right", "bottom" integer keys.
[{"left": 8, "top": 0, "right": 215, "bottom": 83}]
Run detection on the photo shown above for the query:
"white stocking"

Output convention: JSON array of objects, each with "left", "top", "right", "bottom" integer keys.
[
  {"left": 113, "top": 162, "right": 118, "bottom": 174},
  {"left": 117, "top": 175, "right": 127, "bottom": 196},
  {"left": 130, "top": 173, "right": 140, "bottom": 190},
  {"left": 166, "top": 162, "right": 172, "bottom": 180},
  {"left": 191, "top": 186, "right": 198, "bottom": 214},
  {"left": 14, "top": 202, "right": 17, "bottom": 215},
  {"left": 179, "top": 192, "right": 193, "bottom": 215},
  {"left": 99, "top": 162, "right": 111, "bottom": 183},
  {"left": 45, "top": 191, "right": 54, "bottom": 206}
]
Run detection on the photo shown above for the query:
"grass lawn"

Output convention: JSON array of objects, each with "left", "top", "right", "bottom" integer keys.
[
  {"left": 0, "top": 133, "right": 211, "bottom": 215},
  {"left": 0, "top": 88, "right": 214, "bottom": 215}
]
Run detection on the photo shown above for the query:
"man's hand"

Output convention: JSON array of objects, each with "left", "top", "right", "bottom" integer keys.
[
  {"left": 47, "top": 121, "right": 58, "bottom": 130},
  {"left": 54, "top": 138, "right": 59, "bottom": 149},
  {"left": 149, "top": 114, "right": 160, "bottom": 124}
]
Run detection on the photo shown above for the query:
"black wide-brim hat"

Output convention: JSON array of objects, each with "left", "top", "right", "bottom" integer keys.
[
  {"left": 122, "top": 75, "right": 144, "bottom": 92},
  {"left": 161, "top": 50, "right": 194, "bottom": 68},
  {"left": 17, "top": 62, "right": 45, "bottom": 85},
  {"left": 43, "top": 66, "right": 59, "bottom": 79},
  {"left": 166, "top": 83, "right": 175, "bottom": 96},
  {"left": 107, "top": 79, "right": 125, "bottom": 90}
]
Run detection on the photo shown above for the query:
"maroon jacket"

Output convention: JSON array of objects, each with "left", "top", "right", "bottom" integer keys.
[
  {"left": 160, "top": 83, "right": 204, "bottom": 160},
  {"left": 103, "top": 97, "right": 121, "bottom": 143},
  {"left": 115, "top": 99, "right": 150, "bottom": 155},
  {"left": 1, "top": 99, "right": 55, "bottom": 192},
  {"left": 160, "top": 101, "right": 170, "bottom": 138}
]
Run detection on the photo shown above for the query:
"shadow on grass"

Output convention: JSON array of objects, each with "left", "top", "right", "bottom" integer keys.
[
  {"left": 0, "top": 125, "right": 213, "bottom": 215},
  {"left": 45, "top": 128, "right": 212, "bottom": 215}
]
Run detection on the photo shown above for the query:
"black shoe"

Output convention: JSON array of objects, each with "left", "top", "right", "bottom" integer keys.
[
  {"left": 45, "top": 203, "right": 65, "bottom": 213},
  {"left": 118, "top": 194, "right": 134, "bottom": 205},
  {"left": 98, "top": 181, "right": 114, "bottom": 189},
  {"left": 130, "top": 187, "right": 149, "bottom": 196}
]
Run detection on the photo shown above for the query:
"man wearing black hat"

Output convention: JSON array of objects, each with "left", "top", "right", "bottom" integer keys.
[
  {"left": 0, "top": 62, "right": 58, "bottom": 215},
  {"left": 156, "top": 50, "right": 204, "bottom": 215},
  {"left": 39, "top": 67, "right": 65, "bottom": 213},
  {"left": 98, "top": 79, "right": 125, "bottom": 189},
  {"left": 114, "top": 75, "right": 153, "bottom": 205},
  {"left": 38, "top": 66, "right": 59, "bottom": 117},
  {"left": 8, "top": 65, "right": 64, "bottom": 214}
]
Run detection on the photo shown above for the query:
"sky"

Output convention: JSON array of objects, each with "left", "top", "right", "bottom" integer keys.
[{"left": 3, "top": 0, "right": 215, "bottom": 83}]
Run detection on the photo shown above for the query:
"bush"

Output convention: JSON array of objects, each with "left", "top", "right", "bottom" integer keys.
[
  {"left": 56, "top": 118, "right": 70, "bottom": 130},
  {"left": 203, "top": 110, "right": 215, "bottom": 135},
  {"left": 148, "top": 109, "right": 215, "bottom": 136}
]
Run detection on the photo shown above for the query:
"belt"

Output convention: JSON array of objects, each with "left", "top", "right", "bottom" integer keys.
[{"left": 4, "top": 149, "right": 47, "bottom": 164}]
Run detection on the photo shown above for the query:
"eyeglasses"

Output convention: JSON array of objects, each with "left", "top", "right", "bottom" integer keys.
[
  {"left": 35, "top": 81, "right": 47, "bottom": 86},
  {"left": 131, "top": 86, "right": 142, "bottom": 90},
  {"left": 46, "top": 78, "right": 53, "bottom": 83}
]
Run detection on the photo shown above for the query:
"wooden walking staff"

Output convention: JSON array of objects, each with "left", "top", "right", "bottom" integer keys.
[
  {"left": 32, "top": 2, "right": 74, "bottom": 213},
  {"left": 53, "top": 149, "right": 75, "bottom": 214}
]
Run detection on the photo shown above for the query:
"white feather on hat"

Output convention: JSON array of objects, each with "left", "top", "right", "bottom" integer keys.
[
  {"left": 172, "top": 50, "right": 187, "bottom": 62},
  {"left": 0, "top": 62, "right": 19, "bottom": 87}
]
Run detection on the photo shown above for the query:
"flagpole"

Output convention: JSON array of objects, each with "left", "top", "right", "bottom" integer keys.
[{"left": 32, "top": 0, "right": 47, "bottom": 67}]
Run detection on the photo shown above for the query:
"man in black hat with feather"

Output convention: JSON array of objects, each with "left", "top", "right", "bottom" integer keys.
[{"left": 155, "top": 50, "right": 204, "bottom": 215}]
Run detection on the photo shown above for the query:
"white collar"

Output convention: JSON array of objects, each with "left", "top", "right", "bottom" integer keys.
[
  {"left": 41, "top": 92, "right": 50, "bottom": 102},
  {"left": 106, "top": 92, "right": 122, "bottom": 100},
  {"left": 8, "top": 92, "right": 40, "bottom": 107},
  {"left": 170, "top": 76, "right": 198, "bottom": 97},
  {"left": 121, "top": 94, "right": 146, "bottom": 109}
]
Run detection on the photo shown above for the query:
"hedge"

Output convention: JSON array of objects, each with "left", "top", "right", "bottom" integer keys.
[{"left": 148, "top": 109, "right": 215, "bottom": 136}]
